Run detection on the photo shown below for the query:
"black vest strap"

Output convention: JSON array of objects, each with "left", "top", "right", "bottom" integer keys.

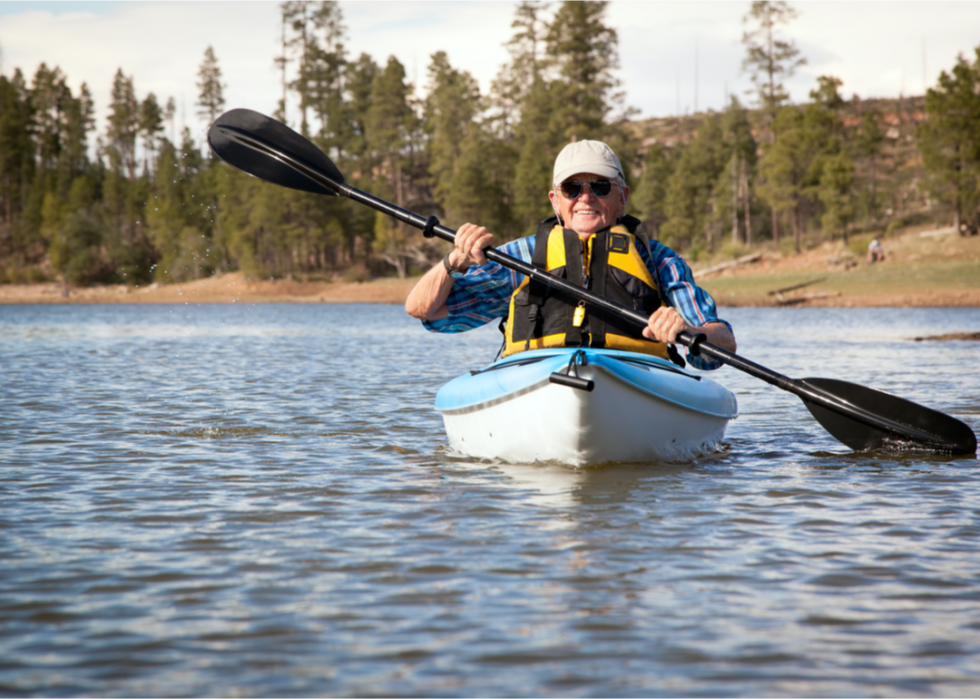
[
  {"left": 524, "top": 216, "right": 585, "bottom": 349},
  {"left": 527, "top": 216, "right": 556, "bottom": 308},
  {"left": 523, "top": 218, "right": 552, "bottom": 349},
  {"left": 588, "top": 230, "right": 610, "bottom": 347}
]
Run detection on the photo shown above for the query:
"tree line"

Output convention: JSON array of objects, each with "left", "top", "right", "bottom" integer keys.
[{"left": 1, "top": 0, "right": 977, "bottom": 287}]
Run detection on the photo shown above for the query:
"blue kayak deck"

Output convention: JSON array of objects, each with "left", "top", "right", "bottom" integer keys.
[{"left": 436, "top": 348, "right": 737, "bottom": 419}]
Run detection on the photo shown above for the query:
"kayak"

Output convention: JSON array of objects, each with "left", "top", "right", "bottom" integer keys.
[{"left": 435, "top": 348, "right": 738, "bottom": 465}]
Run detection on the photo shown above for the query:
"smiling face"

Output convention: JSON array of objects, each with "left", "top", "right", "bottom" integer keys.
[{"left": 548, "top": 172, "right": 630, "bottom": 238}]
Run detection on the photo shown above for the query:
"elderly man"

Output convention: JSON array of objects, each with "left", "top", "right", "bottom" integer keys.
[{"left": 405, "top": 140, "right": 736, "bottom": 369}]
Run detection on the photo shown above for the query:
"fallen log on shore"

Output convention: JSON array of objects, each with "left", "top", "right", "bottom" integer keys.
[
  {"left": 767, "top": 278, "right": 827, "bottom": 296},
  {"left": 697, "top": 252, "right": 763, "bottom": 277},
  {"left": 774, "top": 291, "right": 842, "bottom": 306},
  {"left": 913, "top": 332, "right": 980, "bottom": 342}
]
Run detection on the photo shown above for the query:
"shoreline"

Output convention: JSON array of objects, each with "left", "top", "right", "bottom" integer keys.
[
  {"left": 2, "top": 272, "right": 978, "bottom": 308},
  {"left": 2, "top": 226, "right": 978, "bottom": 308},
  {"left": 0, "top": 273, "right": 418, "bottom": 306}
]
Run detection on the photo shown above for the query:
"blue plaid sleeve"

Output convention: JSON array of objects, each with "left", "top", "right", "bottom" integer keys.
[
  {"left": 422, "top": 237, "right": 535, "bottom": 334},
  {"left": 640, "top": 240, "right": 731, "bottom": 371}
]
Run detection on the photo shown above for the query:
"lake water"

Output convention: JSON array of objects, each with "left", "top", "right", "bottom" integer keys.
[{"left": 1, "top": 303, "right": 979, "bottom": 697}]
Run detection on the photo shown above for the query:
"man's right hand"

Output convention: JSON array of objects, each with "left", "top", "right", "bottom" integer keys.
[{"left": 448, "top": 223, "right": 494, "bottom": 271}]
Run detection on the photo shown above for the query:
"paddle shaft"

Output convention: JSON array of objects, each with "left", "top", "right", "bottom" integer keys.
[
  {"left": 323, "top": 166, "right": 951, "bottom": 444},
  {"left": 213, "top": 118, "right": 975, "bottom": 453}
]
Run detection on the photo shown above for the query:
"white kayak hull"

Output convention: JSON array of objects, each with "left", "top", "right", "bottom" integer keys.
[{"left": 435, "top": 348, "right": 738, "bottom": 466}]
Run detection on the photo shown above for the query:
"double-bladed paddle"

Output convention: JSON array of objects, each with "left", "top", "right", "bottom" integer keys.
[{"left": 207, "top": 108, "right": 977, "bottom": 456}]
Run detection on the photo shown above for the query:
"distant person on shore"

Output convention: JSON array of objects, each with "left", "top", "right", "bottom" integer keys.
[
  {"left": 867, "top": 238, "right": 885, "bottom": 263},
  {"left": 404, "top": 140, "right": 735, "bottom": 370}
]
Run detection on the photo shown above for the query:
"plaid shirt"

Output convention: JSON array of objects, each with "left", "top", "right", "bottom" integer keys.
[{"left": 422, "top": 235, "right": 730, "bottom": 371}]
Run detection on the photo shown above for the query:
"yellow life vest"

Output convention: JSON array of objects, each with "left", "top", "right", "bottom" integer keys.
[{"left": 502, "top": 215, "right": 671, "bottom": 360}]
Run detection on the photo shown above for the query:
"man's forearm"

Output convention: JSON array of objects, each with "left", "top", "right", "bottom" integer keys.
[
  {"left": 405, "top": 264, "right": 453, "bottom": 320},
  {"left": 699, "top": 321, "right": 736, "bottom": 353}
]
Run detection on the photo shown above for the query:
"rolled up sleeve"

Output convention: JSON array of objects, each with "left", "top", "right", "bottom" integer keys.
[
  {"left": 645, "top": 244, "right": 731, "bottom": 371},
  {"left": 422, "top": 238, "right": 533, "bottom": 334}
]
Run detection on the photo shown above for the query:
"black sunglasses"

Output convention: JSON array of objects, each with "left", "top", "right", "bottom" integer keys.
[{"left": 558, "top": 178, "right": 614, "bottom": 199}]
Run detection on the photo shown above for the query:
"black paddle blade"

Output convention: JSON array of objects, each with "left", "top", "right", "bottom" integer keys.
[
  {"left": 207, "top": 108, "right": 344, "bottom": 196},
  {"left": 799, "top": 378, "right": 977, "bottom": 455}
]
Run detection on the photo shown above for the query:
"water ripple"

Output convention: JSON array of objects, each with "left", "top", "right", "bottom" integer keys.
[{"left": 1, "top": 304, "right": 979, "bottom": 696}]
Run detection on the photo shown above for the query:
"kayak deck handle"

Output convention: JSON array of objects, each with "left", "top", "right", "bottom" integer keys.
[{"left": 549, "top": 373, "right": 595, "bottom": 392}]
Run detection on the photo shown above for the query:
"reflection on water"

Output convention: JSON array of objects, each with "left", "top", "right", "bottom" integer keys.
[
  {"left": 1, "top": 303, "right": 979, "bottom": 696},
  {"left": 450, "top": 460, "right": 707, "bottom": 514}
]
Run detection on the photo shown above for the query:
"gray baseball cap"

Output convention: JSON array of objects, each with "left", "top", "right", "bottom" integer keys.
[{"left": 553, "top": 140, "right": 624, "bottom": 187}]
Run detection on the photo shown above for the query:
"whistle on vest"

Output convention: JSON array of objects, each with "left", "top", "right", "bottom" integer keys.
[{"left": 572, "top": 301, "right": 586, "bottom": 328}]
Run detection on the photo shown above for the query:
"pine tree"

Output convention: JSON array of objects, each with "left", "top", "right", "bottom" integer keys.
[
  {"left": 302, "top": 2, "right": 348, "bottom": 156},
  {"left": 757, "top": 85, "right": 846, "bottom": 253},
  {"left": 149, "top": 126, "right": 213, "bottom": 280},
  {"left": 511, "top": 83, "right": 559, "bottom": 234},
  {"left": 274, "top": 2, "right": 292, "bottom": 121},
  {"left": 444, "top": 129, "right": 516, "bottom": 237},
  {"left": 630, "top": 143, "right": 673, "bottom": 241},
  {"left": 24, "top": 64, "right": 88, "bottom": 261},
  {"left": 544, "top": 0, "right": 621, "bottom": 142},
  {"left": 49, "top": 175, "right": 112, "bottom": 286},
  {"left": 282, "top": 1, "right": 313, "bottom": 133},
  {"left": 424, "top": 51, "right": 482, "bottom": 223},
  {"left": 62, "top": 82, "right": 94, "bottom": 181},
  {"left": 196, "top": 46, "right": 226, "bottom": 125},
  {"left": 490, "top": 0, "right": 547, "bottom": 138},
  {"left": 333, "top": 52, "right": 379, "bottom": 265},
  {"left": 497, "top": 2, "right": 552, "bottom": 234},
  {"left": 810, "top": 75, "right": 844, "bottom": 111},
  {"left": 741, "top": 0, "right": 806, "bottom": 244},
  {"left": 0, "top": 70, "right": 34, "bottom": 257},
  {"left": 29, "top": 64, "right": 70, "bottom": 173},
  {"left": 343, "top": 52, "right": 378, "bottom": 164},
  {"left": 806, "top": 75, "right": 854, "bottom": 243},
  {"left": 756, "top": 106, "right": 806, "bottom": 251},
  {"left": 818, "top": 152, "right": 855, "bottom": 242},
  {"left": 214, "top": 160, "right": 268, "bottom": 277},
  {"left": 919, "top": 47, "right": 980, "bottom": 235},
  {"left": 138, "top": 92, "right": 163, "bottom": 174},
  {"left": 365, "top": 56, "right": 419, "bottom": 277},
  {"left": 741, "top": 1, "right": 806, "bottom": 129},
  {"left": 718, "top": 97, "right": 758, "bottom": 245},
  {"left": 145, "top": 137, "right": 186, "bottom": 280},
  {"left": 163, "top": 96, "right": 177, "bottom": 143},
  {"left": 365, "top": 56, "right": 414, "bottom": 181},
  {"left": 856, "top": 109, "right": 884, "bottom": 222},
  {"left": 106, "top": 69, "right": 138, "bottom": 181},
  {"left": 661, "top": 115, "right": 728, "bottom": 255}
]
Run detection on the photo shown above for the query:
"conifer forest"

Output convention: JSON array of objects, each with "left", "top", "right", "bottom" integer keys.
[{"left": 1, "top": 0, "right": 978, "bottom": 287}]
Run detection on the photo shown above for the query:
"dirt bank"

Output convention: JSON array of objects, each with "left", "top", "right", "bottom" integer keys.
[{"left": 0, "top": 272, "right": 417, "bottom": 305}]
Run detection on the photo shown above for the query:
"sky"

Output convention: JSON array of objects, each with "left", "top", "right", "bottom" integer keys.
[{"left": 2, "top": 0, "right": 979, "bottom": 149}]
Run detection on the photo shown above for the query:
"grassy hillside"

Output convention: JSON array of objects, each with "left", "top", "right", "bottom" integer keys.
[{"left": 699, "top": 223, "right": 980, "bottom": 307}]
